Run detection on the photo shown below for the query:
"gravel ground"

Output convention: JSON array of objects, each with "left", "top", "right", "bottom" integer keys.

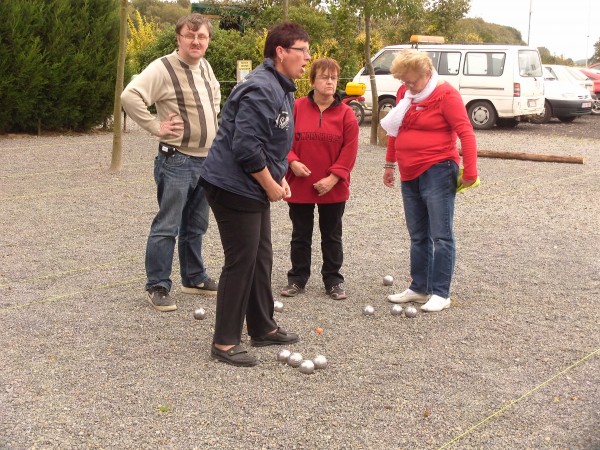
[{"left": 1, "top": 114, "right": 599, "bottom": 449}]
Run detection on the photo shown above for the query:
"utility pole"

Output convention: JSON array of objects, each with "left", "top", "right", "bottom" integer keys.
[
  {"left": 527, "top": 0, "right": 532, "bottom": 45},
  {"left": 283, "top": 0, "right": 288, "bottom": 20}
]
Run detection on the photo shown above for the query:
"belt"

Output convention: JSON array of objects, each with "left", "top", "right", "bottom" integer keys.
[{"left": 158, "top": 143, "right": 178, "bottom": 157}]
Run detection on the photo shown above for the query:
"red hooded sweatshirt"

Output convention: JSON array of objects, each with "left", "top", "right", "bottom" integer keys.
[{"left": 286, "top": 91, "right": 359, "bottom": 204}]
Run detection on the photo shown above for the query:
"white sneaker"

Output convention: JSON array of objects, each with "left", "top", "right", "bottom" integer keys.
[
  {"left": 420, "top": 295, "right": 451, "bottom": 312},
  {"left": 387, "top": 288, "right": 429, "bottom": 304}
]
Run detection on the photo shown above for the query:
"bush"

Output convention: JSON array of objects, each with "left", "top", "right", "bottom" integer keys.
[{"left": 0, "top": 0, "right": 120, "bottom": 133}]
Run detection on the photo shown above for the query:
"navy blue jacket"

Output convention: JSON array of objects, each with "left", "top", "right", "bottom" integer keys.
[{"left": 200, "top": 58, "right": 297, "bottom": 203}]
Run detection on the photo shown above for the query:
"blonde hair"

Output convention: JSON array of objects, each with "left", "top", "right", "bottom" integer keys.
[{"left": 390, "top": 49, "right": 434, "bottom": 80}]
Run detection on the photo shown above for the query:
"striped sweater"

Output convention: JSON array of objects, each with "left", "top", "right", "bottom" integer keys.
[{"left": 121, "top": 51, "right": 220, "bottom": 157}]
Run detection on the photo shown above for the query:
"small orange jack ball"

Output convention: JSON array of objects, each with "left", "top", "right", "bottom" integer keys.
[{"left": 315, "top": 327, "right": 323, "bottom": 335}]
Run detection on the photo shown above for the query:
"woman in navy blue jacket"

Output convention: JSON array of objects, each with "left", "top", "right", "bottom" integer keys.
[{"left": 200, "top": 22, "right": 310, "bottom": 367}]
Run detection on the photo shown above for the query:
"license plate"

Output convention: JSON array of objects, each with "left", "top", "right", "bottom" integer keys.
[
  {"left": 528, "top": 99, "right": 536, "bottom": 107},
  {"left": 582, "top": 102, "right": 591, "bottom": 108}
]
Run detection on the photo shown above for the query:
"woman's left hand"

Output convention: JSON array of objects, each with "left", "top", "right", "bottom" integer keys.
[
  {"left": 313, "top": 174, "right": 339, "bottom": 197},
  {"left": 459, "top": 177, "right": 476, "bottom": 188}
]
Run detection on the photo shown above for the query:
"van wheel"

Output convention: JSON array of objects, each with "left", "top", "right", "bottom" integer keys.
[
  {"left": 378, "top": 98, "right": 396, "bottom": 114},
  {"left": 529, "top": 100, "right": 552, "bottom": 124},
  {"left": 349, "top": 101, "right": 365, "bottom": 125},
  {"left": 496, "top": 118, "right": 519, "bottom": 128},
  {"left": 467, "top": 101, "right": 497, "bottom": 130}
]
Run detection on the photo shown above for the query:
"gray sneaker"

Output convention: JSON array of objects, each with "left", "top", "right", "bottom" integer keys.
[
  {"left": 181, "top": 277, "right": 218, "bottom": 295},
  {"left": 146, "top": 287, "right": 177, "bottom": 312}
]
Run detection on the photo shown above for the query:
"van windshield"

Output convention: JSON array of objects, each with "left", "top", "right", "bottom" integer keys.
[{"left": 518, "top": 50, "right": 543, "bottom": 77}]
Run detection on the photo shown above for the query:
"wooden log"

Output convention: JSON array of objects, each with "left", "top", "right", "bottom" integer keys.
[{"left": 459, "top": 149, "right": 584, "bottom": 164}]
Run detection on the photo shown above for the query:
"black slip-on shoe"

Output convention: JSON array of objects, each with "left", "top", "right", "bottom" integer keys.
[
  {"left": 210, "top": 344, "right": 259, "bottom": 367},
  {"left": 250, "top": 327, "right": 299, "bottom": 347}
]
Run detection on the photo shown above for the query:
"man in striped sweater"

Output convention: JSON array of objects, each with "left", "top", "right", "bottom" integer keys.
[{"left": 121, "top": 14, "right": 221, "bottom": 312}]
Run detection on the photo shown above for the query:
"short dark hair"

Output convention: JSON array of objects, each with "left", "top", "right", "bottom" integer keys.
[
  {"left": 310, "top": 58, "right": 340, "bottom": 83},
  {"left": 176, "top": 13, "right": 213, "bottom": 37},
  {"left": 263, "top": 22, "right": 310, "bottom": 59}
]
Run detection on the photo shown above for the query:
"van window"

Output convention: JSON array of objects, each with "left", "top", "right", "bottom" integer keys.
[
  {"left": 435, "top": 52, "right": 461, "bottom": 75},
  {"left": 464, "top": 52, "right": 505, "bottom": 76},
  {"left": 372, "top": 50, "right": 396, "bottom": 75},
  {"left": 518, "top": 50, "right": 543, "bottom": 77}
]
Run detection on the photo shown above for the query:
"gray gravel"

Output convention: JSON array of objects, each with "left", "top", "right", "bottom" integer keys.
[{"left": 1, "top": 115, "right": 599, "bottom": 449}]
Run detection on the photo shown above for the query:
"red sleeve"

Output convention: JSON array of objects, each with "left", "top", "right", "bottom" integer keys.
[
  {"left": 441, "top": 89, "right": 478, "bottom": 180},
  {"left": 329, "top": 106, "right": 359, "bottom": 182}
]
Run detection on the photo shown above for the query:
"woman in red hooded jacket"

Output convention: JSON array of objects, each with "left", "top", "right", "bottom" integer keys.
[{"left": 280, "top": 57, "right": 359, "bottom": 300}]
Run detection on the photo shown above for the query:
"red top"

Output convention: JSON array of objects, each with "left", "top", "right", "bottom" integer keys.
[
  {"left": 286, "top": 93, "right": 359, "bottom": 203},
  {"left": 385, "top": 82, "right": 478, "bottom": 182}
]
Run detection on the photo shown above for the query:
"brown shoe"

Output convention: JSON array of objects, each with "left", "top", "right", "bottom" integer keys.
[
  {"left": 280, "top": 283, "right": 305, "bottom": 297},
  {"left": 327, "top": 284, "right": 347, "bottom": 300}
]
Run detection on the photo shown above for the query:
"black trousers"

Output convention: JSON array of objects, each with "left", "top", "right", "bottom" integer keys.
[
  {"left": 204, "top": 183, "right": 277, "bottom": 345},
  {"left": 286, "top": 202, "right": 346, "bottom": 291}
]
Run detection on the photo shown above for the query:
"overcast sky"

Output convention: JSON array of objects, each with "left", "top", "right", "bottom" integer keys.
[{"left": 467, "top": 0, "right": 598, "bottom": 62}]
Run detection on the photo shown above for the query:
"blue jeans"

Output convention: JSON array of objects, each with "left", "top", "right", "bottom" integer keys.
[
  {"left": 400, "top": 160, "right": 458, "bottom": 298},
  {"left": 145, "top": 151, "right": 210, "bottom": 292}
]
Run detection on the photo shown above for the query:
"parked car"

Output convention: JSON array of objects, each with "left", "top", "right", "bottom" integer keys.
[
  {"left": 579, "top": 68, "right": 600, "bottom": 114},
  {"left": 529, "top": 67, "right": 592, "bottom": 124},
  {"left": 543, "top": 64, "right": 594, "bottom": 97}
]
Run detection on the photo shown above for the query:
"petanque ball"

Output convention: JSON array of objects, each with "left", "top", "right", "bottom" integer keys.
[
  {"left": 276, "top": 349, "right": 291, "bottom": 363},
  {"left": 404, "top": 305, "right": 418, "bottom": 318},
  {"left": 312, "top": 355, "right": 328, "bottom": 370},
  {"left": 299, "top": 360, "right": 315, "bottom": 374},
  {"left": 273, "top": 300, "right": 284, "bottom": 312},
  {"left": 288, "top": 352, "right": 303, "bottom": 367},
  {"left": 383, "top": 275, "right": 394, "bottom": 286},
  {"left": 390, "top": 304, "right": 403, "bottom": 316},
  {"left": 363, "top": 305, "right": 375, "bottom": 316},
  {"left": 193, "top": 308, "right": 206, "bottom": 320}
]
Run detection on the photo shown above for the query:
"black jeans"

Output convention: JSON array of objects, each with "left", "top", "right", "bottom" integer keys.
[
  {"left": 286, "top": 202, "right": 346, "bottom": 290},
  {"left": 204, "top": 183, "right": 277, "bottom": 345}
]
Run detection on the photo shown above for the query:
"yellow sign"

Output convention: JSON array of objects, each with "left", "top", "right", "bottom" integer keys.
[{"left": 236, "top": 60, "right": 252, "bottom": 82}]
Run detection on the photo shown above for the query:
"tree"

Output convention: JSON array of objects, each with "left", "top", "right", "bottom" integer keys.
[{"left": 111, "top": 0, "right": 129, "bottom": 172}]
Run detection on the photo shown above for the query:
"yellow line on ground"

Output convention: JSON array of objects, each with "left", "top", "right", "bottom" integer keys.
[
  {"left": 0, "top": 161, "right": 150, "bottom": 180},
  {"left": 0, "top": 276, "right": 145, "bottom": 311},
  {"left": 438, "top": 347, "right": 600, "bottom": 449},
  {"left": 0, "top": 254, "right": 140, "bottom": 288},
  {"left": 0, "top": 178, "right": 151, "bottom": 201}
]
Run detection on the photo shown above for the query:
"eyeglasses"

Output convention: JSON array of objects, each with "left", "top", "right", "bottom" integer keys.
[
  {"left": 179, "top": 34, "right": 209, "bottom": 43},
  {"left": 287, "top": 47, "right": 311, "bottom": 57},
  {"left": 316, "top": 75, "right": 338, "bottom": 82},
  {"left": 401, "top": 77, "right": 422, "bottom": 88}
]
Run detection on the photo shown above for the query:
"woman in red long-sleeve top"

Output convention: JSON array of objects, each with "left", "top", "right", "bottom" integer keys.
[
  {"left": 280, "top": 57, "right": 359, "bottom": 301},
  {"left": 381, "top": 49, "right": 478, "bottom": 312}
]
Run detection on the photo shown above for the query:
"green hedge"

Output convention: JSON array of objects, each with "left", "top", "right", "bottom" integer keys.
[{"left": 0, "top": 0, "right": 120, "bottom": 133}]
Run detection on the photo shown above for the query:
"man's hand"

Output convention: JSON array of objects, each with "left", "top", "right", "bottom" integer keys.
[{"left": 158, "top": 112, "right": 184, "bottom": 137}]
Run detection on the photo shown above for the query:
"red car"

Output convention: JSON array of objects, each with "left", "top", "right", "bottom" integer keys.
[
  {"left": 580, "top": 68, "right": 600, "bottom": 114},
  {"left": 580, "top": 68, "right": 600, "bottom": 96}
]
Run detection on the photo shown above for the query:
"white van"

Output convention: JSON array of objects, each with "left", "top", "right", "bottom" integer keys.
[{"left": 352, "top": 36, "right": 545, "bottom": 129}]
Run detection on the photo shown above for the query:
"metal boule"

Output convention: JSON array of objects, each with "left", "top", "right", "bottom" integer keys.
[
  {"left": 390, "top": 304, "right": 403, "bottom": 316},
  {"left": 287, "top": 352, "right": 303, "bottom": 367},
  {"left": 363, "top": 305, "right": 375, "bottom": 316},
  {"left": 299, "top": 360, "right": 315, "bottom": 374},
  {"left": 277, "top": 349, "right": 291, "bottom": 363},
  {"left": 312, "top": 355, "right": 328, "bottom": 370},
  {"left": 404, "top": 305, "right": 418, "bottom": 318},
  {"left": 383, "top": 275, "right": 394, "bottom": 286},
  {"left": 273, "top": 300, "right": 284, "bottom": 312},
  {"left": 193, "top": 308, "right": 206, "bottom": 320}
]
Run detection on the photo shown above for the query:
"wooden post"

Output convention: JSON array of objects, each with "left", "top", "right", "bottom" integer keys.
[{"left": 460, "top": 149, "right": 584, "bottom": 165}]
